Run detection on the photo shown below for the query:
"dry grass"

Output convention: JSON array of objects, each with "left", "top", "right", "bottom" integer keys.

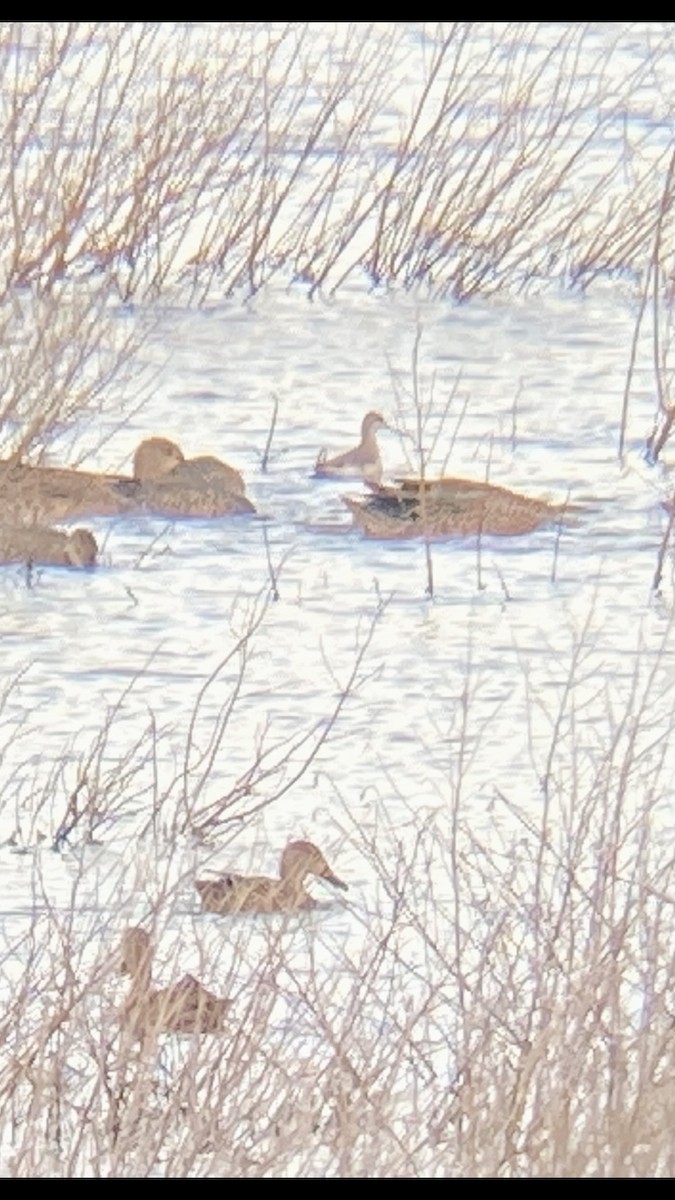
[
  {"left": 3, "top": 22, "right": 675, "bottom": 1177},
  {"left": 3, "top": 23, "right": 674, "bottom": 306},
  {"left": 1, "top": 597, "right": 675, "bottom": 1175},
  {"left": 2, "top": 23, "right": 674, "bottom": 458}
]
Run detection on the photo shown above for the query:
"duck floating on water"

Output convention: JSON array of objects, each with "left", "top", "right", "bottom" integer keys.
[
  {"left": 132, "top": 437, "right": 246, "bottom": 496},
  {"left": 0, "top": 462, "right": 130, "bottom": 523},
  {"left": 196, "top": 839, "right": 349, "bottom": 915},
  {"left": 113, "top": 435, "right": 255, "bottom": 516},
  {"left": 0, "top": 524, "right": 98, "bottom": 567},
  {"left": 118, "top": 926, "right": 231, "bottom": 1040},
  {"left": 314, "top": 411, "right": 389, "bottom": 483},
  {"left": 344, "top": 475, "right": 580, "bottom": 538},
  {"left": 0, "top": 436, "right": 254, "bottom": 522}
]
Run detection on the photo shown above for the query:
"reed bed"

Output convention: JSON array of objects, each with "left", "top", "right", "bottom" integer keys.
[
  {"left": 3, "top": 23, "right": 675, "bottom": 1176},
  {"left": 1, "top": 23, "right": 675, "bottom": 454}
]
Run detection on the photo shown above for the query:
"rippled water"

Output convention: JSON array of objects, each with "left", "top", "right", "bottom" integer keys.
[
  {"left": 3, "top": 277, "right": 673, "bottom": 899},
  {"left": 3, "top": 21, "right": 675, "bottom": 1177}
]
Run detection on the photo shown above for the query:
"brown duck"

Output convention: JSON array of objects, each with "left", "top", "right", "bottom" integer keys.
[
  {"left": 196, "top": 839, "right": 349, "bottom": 915},
  {"left": 113, "top": 436, "right": 255, "bottom": 516},
  {"left": 343, "top": 475, "right": 579, "bottom": 538},
  {"left": 131, "top": 437, "right": 185, "bottom": 481},
  {"left": 113, "top": 477, "right": 256, "bottom": 517},
  {"left": 132, "top": 437, "right": 246, "bottom": 495},
  {"left": 0, "top": 436, "right": 252, "bottom": 523},
  {"left": 118, "top": 926, "right": 231, "bottom": 1039},
  {"left": 0, "top": 524, "right": 98, "bottom": 567},
  {"left": 314, "top": 411, "right": 388, "bottom": 483},
  {"left": 0, "top": 462, "right": 130, "bottom": 523}
]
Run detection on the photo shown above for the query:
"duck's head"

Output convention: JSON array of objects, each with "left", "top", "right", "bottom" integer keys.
[
  {"left": 133, "top": 437, "right": 185, "bottom": 482},
  {"left": 361, "top": 411, "right": 388, "bottom": 438},
  {"left": 281, "top": 840, "right": 348, "bottom": 890}
]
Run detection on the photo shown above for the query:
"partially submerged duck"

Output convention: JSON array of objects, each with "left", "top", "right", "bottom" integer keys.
[
  {"left": 118, "top": 926, "right": 231, "bottom": 1039},
  {"left": 314, "top": 411, "right": 388, "bottom": 483},
  {"left": 344, "top": 476, "right": 579, "bottom": 538},
  {"left": 0, "top": 524, "right": 98, "bottom": 568},
  {"left": 196, "top": 839, "right": 349, "bottom": 915}
]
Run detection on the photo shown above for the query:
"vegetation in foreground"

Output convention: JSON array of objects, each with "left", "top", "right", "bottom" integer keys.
[{"left": 1, "top": 598, "right": 675, "bottom": 1176}]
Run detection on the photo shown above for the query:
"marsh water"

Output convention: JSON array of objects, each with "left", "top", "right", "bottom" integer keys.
[
  {"left": 2, "top": 22, "right": 675, "bottom": 1176},
  {"left": 4, "top": 281, "right": 673, "bottom": 846}
]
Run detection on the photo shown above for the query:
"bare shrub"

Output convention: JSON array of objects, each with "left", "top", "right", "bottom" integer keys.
[
  {"left": 2, "top": 601, "right": 675, "bottom": 1174},
  {"left": 3, "top": 24, "right": 674, "bottom": 455},
  {"left": 3, "top": 24, "right": 672, "bottom": 310}
]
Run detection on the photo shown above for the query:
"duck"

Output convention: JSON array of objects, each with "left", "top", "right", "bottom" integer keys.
[
  {"left": 0, "top": 524, "right": 98, "bottom": 567},
  {"left": 314, "top": 411, "right": 389, "bottom": 483},
  {"left": 174, "top": 455, "right": 246, "bottom": 496},
  {"left": 343, "top": 475, "right": 580, "bottom": 538},
  {"left": 196, "top": 839, "right": 349, "bottom": 915},
  {"left": 115, "top": 437, "right": 254, "bottom": 516},
  {"left": 0, "top": 461, "right": 131, "bottom": 522},
  {"left": 118, "top": 926, "right": 231, "bottom": 1040},
  {"left": 113, "top": 476, "right": 256, "bottom": 517},
  {"left": 132, "top": 438, "right": 246, "bottom": 495},
  {"left": 132, "top": 437, "right": 185, "bottom": 482},
  {"left": 0, "top": 436, "right": 251, "bottom": 525}
]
